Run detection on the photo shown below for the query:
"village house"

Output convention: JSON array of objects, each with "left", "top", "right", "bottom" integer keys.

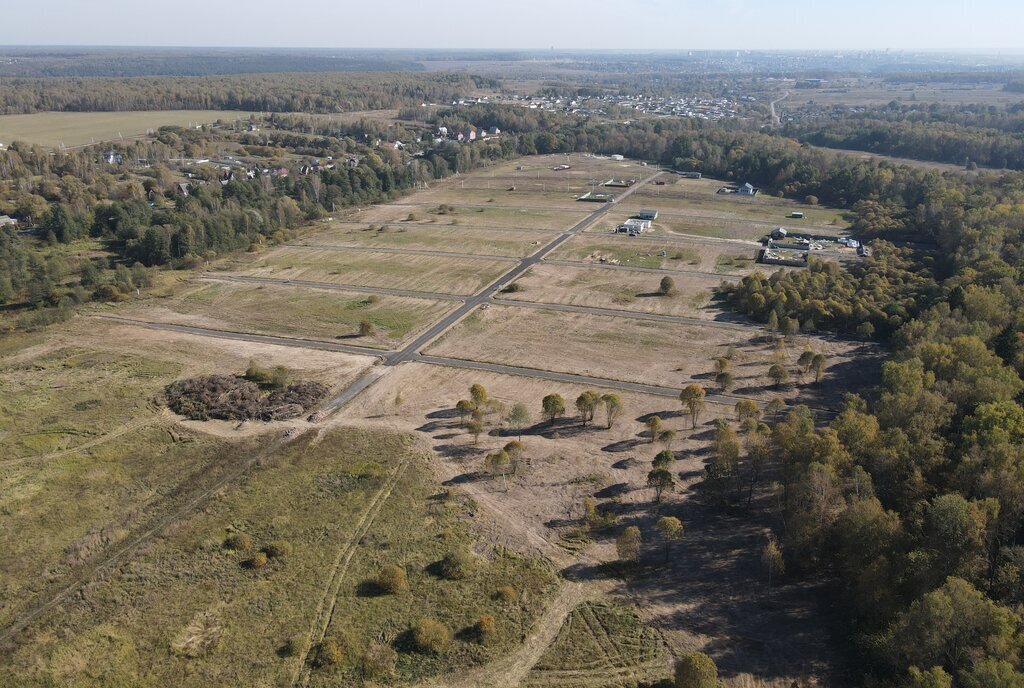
[{"left": 0, "top": 215, "right": 19, "bottom": 227}]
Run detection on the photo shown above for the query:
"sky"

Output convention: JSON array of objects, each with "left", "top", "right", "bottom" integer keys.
[{"left": 3, "top": 0, "right": 1023, "bottom": 52}]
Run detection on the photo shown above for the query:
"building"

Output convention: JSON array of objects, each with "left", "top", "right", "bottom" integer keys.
[
  {"left": 771, "top": 227, "right": 788, "bottom": 239},
  {"left": 610, "top": 154, "right": 625, "bottom": 161},
  {"left": 676, "top": 171, "right": 702, "bottom": 179},
  {"left": 636, "top": 210, "right": 658, "bottom": 220},
  {"left": 103, "top": 151, "right": 123, "bottom": 165},
  {"left": 616, "top": 218, "right": 652, "bottom": 235},
  {"left": 603, "top": 178, "right": 636, "bottom": 188},
  {"left": 578, "top": 191, "right": 614, "bottom": 203},
  {"left": 737, "top": 182, "right": 759, "bottom": 196},
  {"left": 175, "top": 183, "right": 191, "bottom": 197},
  {"left": 0, "top": 215, "right": 18, "bottom": 227},
  {"left": 790, "top": 211, "right": 805, "bottom": 219}
]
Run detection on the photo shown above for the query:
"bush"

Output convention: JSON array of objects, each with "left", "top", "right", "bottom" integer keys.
[
  {"left": 674, "top": 651, "right": 719, "bottom": 688},
  {"left": 280, "top": 637, "right": 302, "bottom": 657},
  {"left": 474, "top": 614, "right": 496, "bottom": 644},
  {"left": 438, "top": 548, "right": 477, "bottom": 580},
  {"left": 314, "top": 637, "right": 344, "bottom": 667},
  {"left": 495, "top": 585, "right": 518, "bottom": 602},
  {"left": 377, "top": 564, "right": 409, "bottom": 594},
  {"left": 412, "top": 618, "right": 450, "bottom": 653},
  {"left": 264, "top": 540, "right": 293, "bottom": 559},
  {"left": 164, "top": 374, "right": 329, "bottom": 421},
  {"left": 361, "top": 642, "right": 397, "bottom": 679},
  {"left": 246, "top": 551, "right": 269, "bottom": 569},
  {"left": 224, "top": 532, "right": 254, "bottom": 551}
]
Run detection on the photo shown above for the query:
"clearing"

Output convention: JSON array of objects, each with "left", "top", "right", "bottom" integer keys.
[{"left": 0, "top": 110, "right": 252, "bottom": 148}]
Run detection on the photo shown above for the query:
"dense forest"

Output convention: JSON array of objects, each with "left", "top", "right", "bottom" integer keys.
[{"left": 0, "top": 72, "right": 496, "bottom": 114}]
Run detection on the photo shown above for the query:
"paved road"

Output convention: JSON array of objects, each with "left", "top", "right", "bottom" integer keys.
[
  {"left": 93, "top": 316, "right": 388, "bottom": 358},
  {"left": 542, "top": 258, "right": 744, "bottom": 280},
  {"left": 200, "top": 273, "right": 466, "bottom": 302}
]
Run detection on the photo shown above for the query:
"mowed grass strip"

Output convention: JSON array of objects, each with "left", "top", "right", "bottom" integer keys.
[
  {"left": 1, "top": 429, "right": 557, "bottom": 688},
  {"left": 237, "top": 247, "right": 510, "bottom": 296},
  {"left": 128, "top": 280, "right": 456, "bottom": 349},
  {"left": 306, "top": 224, "right": 555, "bottom": 258},
  {"left": 0, "top": 426, "right": 251, "bottom": 628}
]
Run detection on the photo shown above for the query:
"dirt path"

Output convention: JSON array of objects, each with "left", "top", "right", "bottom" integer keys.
[{"left": 292, "top": 453, "right": 414, "bottom": 687}]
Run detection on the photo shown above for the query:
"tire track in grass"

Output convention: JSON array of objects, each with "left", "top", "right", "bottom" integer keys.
[{"left": 292, "top": 454, "right": 412, "bottom": 688}]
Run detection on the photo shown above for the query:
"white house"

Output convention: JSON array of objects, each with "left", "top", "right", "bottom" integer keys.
[
  {"left": 737, "top": 182, "right": 759, "bottom": 196},
  {"left": 0, "top": 215, "right": 18, "bottom": 227}
]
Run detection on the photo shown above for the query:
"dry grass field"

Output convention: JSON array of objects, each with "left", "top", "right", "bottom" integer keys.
[
  {"left": 0, "top": 110, "right": 252, "bottom": 148},
  {"left": 230, "top": 246, "right": 510, "bottom": 295},
  {"left": 426, "top": 304, "right": 874, "bottom": 408},
  {"left": 502, "top": 263, "right": 725, "bottom": 318},
  {"left": 303, "top": 223, "right": 556, "bottom": 258},
  {"left": 117, "top": 279, "right": 457, "bottom": 349},
  {"left": 548, "top": 235, "right": 759, "bottom": 274}
]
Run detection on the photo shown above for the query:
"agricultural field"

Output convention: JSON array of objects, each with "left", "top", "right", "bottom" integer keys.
[
  {"left": 116, "top": 279, "right": 457, "bottom": 349},
  {"left": 303, "top": 223, "right": 556, "bottom": 258},
  {"left": 0, "top": 110, "right": 252, "bottom": 148},
  {"left": 228, "top": 246, "right": 511, "bottom": 296},
  {"left": 347, "top": 202, "right": 588, "bottom": 232}
]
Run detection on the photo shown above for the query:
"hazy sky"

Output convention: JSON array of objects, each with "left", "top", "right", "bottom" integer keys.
[{"left": 4, "top": 0, "right": 1022, "bottom": 52}]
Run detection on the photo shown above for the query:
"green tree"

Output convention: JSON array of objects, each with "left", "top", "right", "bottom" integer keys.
[
  {"left": 735, "top": 399, "right": 761, "bottom": 424},
  {"left": 761, "top": 536, "right": 785, "bottom": 593},
  {"left": 655, "top": 515, "right": 684, "bottom": 561},
  {"left": 541, "top": 393, "right": 566, "bottom": 423},
  {"left": 679, "top": 384, "right": 706, "bottom": 429},
  {"left": 506, "top": 402, "right": 531, "bottom": 440},
  {"left": 767, "top": 363, "right": 789, "bottom": 389},
  {"left": 653, "top": 449, "right": 675, "bottom": 469},
  {"left": 715, "top": 371, "right": 734, "bottom": 392},
  {"left": 645, "top": 415, "right": 664, "bottom": 443},
  {"left": 467, "top": 418, "right": 484, "bottom": 445},
  {"left": 470, "top": 383, "right": 488, "bottom": 409},
  {"left": 616, "top": 526, "right": 642, "bottom": 563},
  {"left": 601, "top": 393, "right": 624, "bottom": 429},
  {"left": 647, "top": 468, "right": 675, "bottom": 503},
  {"left": 658, "top": 275, "right": 676, "bottom": 296},
  {"left": 455, "top": 399, "right": 474, "bottom": 426},
  {"left": 576, "top": 390, "right": 602, "bottom": 427}
]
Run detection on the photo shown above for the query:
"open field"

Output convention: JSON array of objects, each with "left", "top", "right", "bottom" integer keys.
[
  {"left": 503, "top": 263, "right": 727, "bottom": 318},
  {"left": 425, "top": 304, "right": 876, "bottom": 408},
  {"left": 0, "top": 318, "right": 373, "bottom": 460},
  {"left": 303, "top": 223, "right": 556, "bottom": 258},
  {"left": 117, "top": 279, "right": 457, "bottom": 349},
  {"left": 407, "top": 187, "right": 592, "bottom": 211},
  {"left": 1, "top": 427, "right": 559, "bottom": 687},
  {"left": 0, "top": 110, "right": 252, "bottom": 148},
  {"left": 228, "top": 246, "right": 511, "bottom": 296},
  {"left": 548, "top": 235, "right": 760, "bottom": 274},
  {"left": 620, "top": 192, "right": 847, "bottom": 230},
  {"left": 346, "top": 202, "right": 589, "bottom": 232}
]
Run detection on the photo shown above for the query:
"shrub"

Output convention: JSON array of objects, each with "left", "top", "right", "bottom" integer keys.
[
  {"left": 224, "top": 532, "right": 254, "bottom": 551},
  {"left": 246, "top": 552, "right": 269, "bottom": 569},
  {"left": 314, "top": 637, "right": 344, "bottom": 667},
  {"left": 377, "top": 564, "right": 409, "bottom": 594},
  {"left": 165, "top": 374, "right": 329, "bottom": 422},
  {"left": 438, "top": 548, "right": 477, "bottom": 580},
  {"left": 474, "top": 614, "right": 496, "bottom": 644},
  {"left": 264, "top": 540, "right": 293, "bottom": 559},
  {"left": 674, "top": 651, "right": 719, "bottom": 688},
  {"left": 495, "top": 585, "right": 518, "bottom": 602},
  {"left": 361, "top": 642, "right": 397, "bottom": 679},
  {"left": 280, "top": 637, "right": 302, "bottom": 657},
  {"left": 412, "top": 618, "right": 449, "bottom": 653},
  {"left": 359, "top": 319, "right": 375, "bottom": 337}
]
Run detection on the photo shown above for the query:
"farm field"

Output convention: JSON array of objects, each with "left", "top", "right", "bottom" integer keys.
[
  {"left": 502, "top": 263, "right": 727, "bottom": 318},
  {"left": 425, "top": 304, "right": 875, "bottom": 408},
  {"left": 547, "top": 234, "right": 760, "bottom": 274},
  {"left": 303, "top": 223, "right": 556, "bottom": 258},
  {"left": 1, "top": 427, "right": 559, "bottom": 687},
  {"left": 0, "top": 110, "right": 252, "bottom": 148},
  {"left": 117, "top": 279, "right": 457, "bottom": 349},
  {"left": 229, "top": 246, "right": 511, "bottom": 295}
]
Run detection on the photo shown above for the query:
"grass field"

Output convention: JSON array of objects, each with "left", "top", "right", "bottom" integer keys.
[
  {"left": 232, "top": 247, "right": 511, "bottom": 296},
  {"left": 426, "top": 304, "right": 871, "bottom": 407},
  {"left": 503, "top": 263, "right": 723, "bottom": 318},
  {"left": 0, "top": 428, "right": 557, "bottom": 687},
  {"left": 304, "top": 223, "right": 556, "bottom": 258},
  {"left": 0, "top": 110, "right": 252, "bottom": 148},
  {"left": 121, "top": 279, "right": 457, "bottom": 349},
  {"left": 548, "top": 235, "right": 759, "bottom": 274},
  {"left": 347, "top": 201, "right": 589, "bottom": 231}
]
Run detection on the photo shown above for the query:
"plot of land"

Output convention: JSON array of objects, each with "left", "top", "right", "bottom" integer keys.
[
  {"left": 304, "top": 223, "right": 556, "bottom": 258},
  {"left": 347, "top": 202, "right": 589, "bottom": 232},
  {"left": 503, "top": 263, "right": 726, "bottom": 318},
  {"left": 426, "top": 304, "right": 872, "bottom": 408},
  {"left": 548, "top": 235, "right": 759, "bottom": 274},
  {"left": 621, "top": 188, "right": 847, "bottom": 229},
  {"left": 118, "top": 279, "right": 456, "bottom": 349},
  {"left": 0, "top": 110, "right": 252, "bottom": 148},
  {"left": 231, "top": 247, "right": 510, "bottom": 296}
]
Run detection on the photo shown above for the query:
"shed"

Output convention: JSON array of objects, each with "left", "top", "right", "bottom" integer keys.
[{"left": 636, "top": 210, "right": 658, "bottom": 220}]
